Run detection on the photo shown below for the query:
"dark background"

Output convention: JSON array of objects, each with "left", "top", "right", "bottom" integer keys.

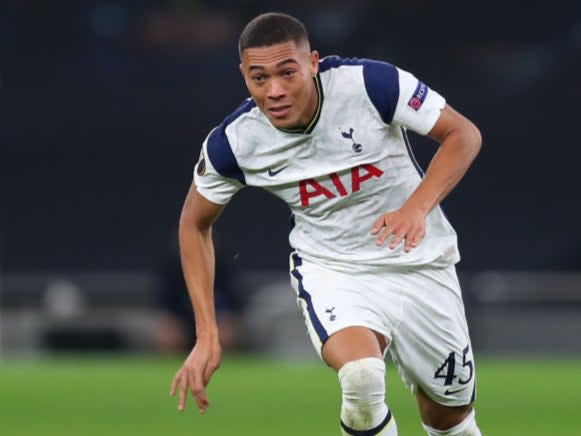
[{"left": 2, "top": 0, "right": 581, "bottom": 275}]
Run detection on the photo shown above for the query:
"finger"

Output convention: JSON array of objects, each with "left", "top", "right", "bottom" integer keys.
[
  {"left": 375, "top": 223, "right": 394, "bottom": 246},
  {"left": 415, "top": 230, "right": 426, "bottom": 247},
  {"left": 403, "top": 228, "right": 418, "bottom": 252},
  {"left": 375, "top": 227, "right": 393, "bottom": 247},
  {"left": 190, "top": 371, "right": 208, "bottom": 411},
  {"left": 374, "top": 228, "right": 389, "bottom": 246},
  {"left": 403, "top": 235, "right": 416, "bottom": 252},
  {"left": 371, "top": 215, "right": 387, "bottom": 235},
  {"left": 190, "top": 373, "right": 210, "bottom": 414},
  {"left": 389, "top": 232, "right": 405, "bottom": 250},
  {"left": 199, "top": 395, "right": 210, "bottom": 415},
  {"left": 178, "top": 375, "right": 188, "bottom": 412},
  {"left": 404, "top": 237, "right": 414, "bottom": 252},
  {"left": 170, "top": 372, "right": 181, "bottom": 396},
  {"left": 404, "top": 229, "right": 424, "bottom": 252}
]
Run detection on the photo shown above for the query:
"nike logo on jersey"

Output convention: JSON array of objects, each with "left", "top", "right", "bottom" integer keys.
[{"left": 268, "top": 166, "right": 288, "bottom": 177}]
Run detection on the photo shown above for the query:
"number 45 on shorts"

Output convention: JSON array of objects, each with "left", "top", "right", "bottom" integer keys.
[{"left": 434, "top": 345, "right": 474, "bottom": 395}]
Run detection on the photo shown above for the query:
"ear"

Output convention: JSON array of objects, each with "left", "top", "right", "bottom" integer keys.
[
  {"left": 309, "top": 50, "right": 320, "bottom": 76},
  {"left": 239, "top": 62, "right": 251, "bottom": 88}
]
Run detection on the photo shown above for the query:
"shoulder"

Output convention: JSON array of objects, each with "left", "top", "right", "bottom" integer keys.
[
  {"left": 204, "top": 98, "right": 259, "bottom": 183},
  {"left": 319, "top": 56, "right": 400, "bottom": 124},
  {"left": 319, "top": 55, "right": 398, "bottom": 82},
  {"left": 207, "top": 98, "right": 258, "bottom": 146}
]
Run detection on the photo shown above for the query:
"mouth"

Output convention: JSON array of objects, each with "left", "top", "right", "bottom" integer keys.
[{"left": 268, "top": 105, "right": 291, "bottom": 118}]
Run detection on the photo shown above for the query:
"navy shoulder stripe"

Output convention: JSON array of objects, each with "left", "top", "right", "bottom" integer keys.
[
  {"left": 319, "top": 55, "right": 364, "bottom": 72},
  {"left": 319, "top": 56, "right": 399, "bottom": 124},
  {"left": 206, "top": 99, "right": 256, "bottom": 185}
]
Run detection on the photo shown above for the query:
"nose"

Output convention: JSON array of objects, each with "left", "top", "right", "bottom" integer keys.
[{"left": 267, "top": 79, "right": 285, "bottom": 100}]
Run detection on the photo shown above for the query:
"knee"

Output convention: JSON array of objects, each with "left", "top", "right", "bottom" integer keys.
[
  {"left": 339, "top": 357, "right": 393, "bottom": 433},
  {"left": 339, "top": 357, "right": 386, "bottom": 403}
]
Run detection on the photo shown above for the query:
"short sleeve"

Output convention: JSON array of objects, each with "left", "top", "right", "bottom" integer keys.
[
  {"left": 360, "top": 59, "right": 399, "bottom": 124},
  {"left": 392, "top": 67, "right": 446, "bottom": 135},
  {"left": 194, "top": 131, "right": 244, "bottom": 205}
]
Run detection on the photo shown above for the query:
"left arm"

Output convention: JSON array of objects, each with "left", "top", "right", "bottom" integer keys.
[{"left": 371, "top": 104, "right": 482, "bottom": 251}]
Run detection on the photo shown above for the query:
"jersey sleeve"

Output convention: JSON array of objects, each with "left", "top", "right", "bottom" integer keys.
[
  {"left": 360, "top": 59, "right": 400, "bottom": 124},
  {"left": 358, "top": 60, "right": 444, "bottom": 134},
  {"left": 392, "top": 67, "right": 446, "bottom": 135},
  {"left": 193, "top": 127, "right": 245, "bottom": 205}
]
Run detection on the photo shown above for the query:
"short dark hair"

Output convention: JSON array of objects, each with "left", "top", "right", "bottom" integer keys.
[{"left": 238, "top": 12, "right": 309, "bottom": 58}]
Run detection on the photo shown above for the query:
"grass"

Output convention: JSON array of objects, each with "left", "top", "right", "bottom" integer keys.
[{"left": 0, "top": 355, "right": 579, "bottom": 435}]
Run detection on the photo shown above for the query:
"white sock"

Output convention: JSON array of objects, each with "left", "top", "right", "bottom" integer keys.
[
  {"left": 338, "top": 357, "right": 398, "bottom": 435},
  {"left": 422, "top": 409, "right": 481, "bottom": 436}
]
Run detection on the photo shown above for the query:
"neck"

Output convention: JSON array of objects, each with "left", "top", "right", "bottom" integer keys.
[
  {"left": 277, "top": 75, "right": 322, "bottom": 134},
  {"left": 303, "top": 78, "right": 320, "bottom": 125}
]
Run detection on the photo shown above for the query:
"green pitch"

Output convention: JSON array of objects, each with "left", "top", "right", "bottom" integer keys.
[{"left": 0, "top": 355, "right": 579, "bottom": 435}]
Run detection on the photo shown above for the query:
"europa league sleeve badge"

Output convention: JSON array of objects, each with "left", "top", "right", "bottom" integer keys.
[{"left": 196, "top": 153, "right": 206, "bottom": 176}]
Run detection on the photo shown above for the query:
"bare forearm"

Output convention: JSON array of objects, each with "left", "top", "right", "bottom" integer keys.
[
  {"left": 178, "top": 215, "right": 218, "bottom": 338},
  {"left": 405, "top": 123, "right": 481, "bottom": 214}
]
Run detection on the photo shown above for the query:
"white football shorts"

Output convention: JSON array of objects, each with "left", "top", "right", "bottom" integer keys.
[{"left": 289, "top": 252, "right": 476, "bottom": 407}]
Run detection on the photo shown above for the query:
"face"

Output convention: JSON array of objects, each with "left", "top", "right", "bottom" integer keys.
[{"left": 240, "top": 41, "right": 319, "bottom": 130}]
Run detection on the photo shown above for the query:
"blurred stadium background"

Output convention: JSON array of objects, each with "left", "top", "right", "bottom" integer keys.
[{"left": 1, "top": 1, "right": 581, "bottom": 435}]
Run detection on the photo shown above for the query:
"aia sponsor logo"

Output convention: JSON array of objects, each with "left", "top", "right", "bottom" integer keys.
[{"left": 299, "top": 164, "right": 383, "bottom": 207}]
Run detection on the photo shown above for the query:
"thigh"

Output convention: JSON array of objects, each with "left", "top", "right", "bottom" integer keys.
[
  {"left": 289, "top": 253, "right": 394, "bottom": 361},
  {"left": 388, "top": 266, "right": 477, "bottom": 407},
  {"left": 322, "top": 326, "right": 388, "bottom": 371}
]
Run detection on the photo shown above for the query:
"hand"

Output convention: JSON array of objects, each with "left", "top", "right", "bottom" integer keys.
[
  {"left": 170, "top": 337, "right": 222, "bottom": 414},
  {"left": 371, "top": 205, "right": 427, "bottom": 252}
]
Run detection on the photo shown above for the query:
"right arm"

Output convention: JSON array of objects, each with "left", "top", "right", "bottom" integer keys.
[{"left": 170, "top": 182, "right": 225, "bottom": 414}]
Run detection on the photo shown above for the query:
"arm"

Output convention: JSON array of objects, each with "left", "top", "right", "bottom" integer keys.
[
  {"left": 170, "top": 182, "right": 225, "bottom": 414},
  {"left": 371, "top": 104, "right": 482, "bottom": 251}
]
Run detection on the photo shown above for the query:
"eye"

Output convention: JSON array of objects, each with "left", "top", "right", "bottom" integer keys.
[
  {"left": 252, "top": 75, "right": 265, "bottom": 84},
  {"left": 283, "top": 70, "right": 295, "bottom": 78}
]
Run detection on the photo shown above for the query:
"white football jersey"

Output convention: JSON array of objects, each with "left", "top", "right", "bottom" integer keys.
[{"left": 194, "top": 56, "right": 460, "bottom": 272}]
